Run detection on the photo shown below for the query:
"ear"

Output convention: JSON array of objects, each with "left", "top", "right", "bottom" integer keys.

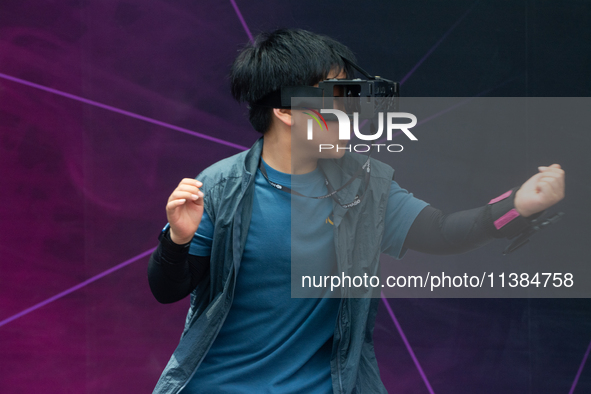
[{"left": 272, "top": 108, "right": 292, "bottom": 127}]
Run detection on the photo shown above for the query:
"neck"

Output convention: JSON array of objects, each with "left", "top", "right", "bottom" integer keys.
[{"left": 261, "top": 130, "right": 317, "bottom": 175}]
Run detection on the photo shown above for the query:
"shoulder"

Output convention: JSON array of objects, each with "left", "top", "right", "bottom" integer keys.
[
  {"left": 197, "top": 150, "right": 248, "bottom": 188},
  {"left": 195, "top": 151, "right": 247, "bottom": 218},
  {"left": 194, "top": 138, "right": 263, "bottom": 221},
  {"left": 196, "top": 138, "right": 262, "bottom": 191}
]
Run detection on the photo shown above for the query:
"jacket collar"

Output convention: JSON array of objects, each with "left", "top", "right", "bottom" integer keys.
[{"left": 244, "top": 137, "right": 264, "bottom": 174}]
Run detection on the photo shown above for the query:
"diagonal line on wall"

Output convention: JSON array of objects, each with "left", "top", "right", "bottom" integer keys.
[
  {"left": 381, "top": 293, "right": 436, "bottom": 394},
  {"left": 230, "top": 0, "right": 253, "bottom": 43},
  {"left": 400, "top": 0, "right": 479, "bottom": 85},
  {"left": 0, "top": 247, "right": 156, "bottom": 328},
  {"left": 372, "top": 75, "right": 519, "bottom": 145},
  {"left": 0, "top": 72, "right": 248, "bottom": 151},
  {"left": 569, "top": 339, "right": 591, "bottom": 394}
]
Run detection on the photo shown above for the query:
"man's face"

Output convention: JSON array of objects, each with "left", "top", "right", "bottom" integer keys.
[{"left": 290, "top": 69, "right": 349, "bottom": 161}]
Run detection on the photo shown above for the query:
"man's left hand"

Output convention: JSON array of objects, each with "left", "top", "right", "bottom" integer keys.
[{"left": 514, "top": 164, "right": 565, "bottom": 217}]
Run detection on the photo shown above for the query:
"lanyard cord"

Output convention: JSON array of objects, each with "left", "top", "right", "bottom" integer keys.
[{"left": 258, "top": 156, "right": 371, "bottom": 209}]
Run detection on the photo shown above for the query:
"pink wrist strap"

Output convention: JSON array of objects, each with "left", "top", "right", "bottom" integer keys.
[
  {"left": 493, "top": 208, "right": 521, "bottom": 230},
  {"left": 488, "top": 189, "right": 512, "bottom": 204},
  {"left": 488, "top": 189, "right": 522, "bottom": 230}
]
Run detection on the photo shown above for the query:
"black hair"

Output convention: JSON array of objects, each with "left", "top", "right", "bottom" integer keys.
[{"left": 230, "top": 29, "right": 356, "bottom": 134}]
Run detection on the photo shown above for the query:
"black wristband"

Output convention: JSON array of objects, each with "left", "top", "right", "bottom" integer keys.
[{"left": 157, "top": 226, "right": 192, "bottom": 265}]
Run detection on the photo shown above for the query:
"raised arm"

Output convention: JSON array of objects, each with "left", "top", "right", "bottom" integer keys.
[
  {"left": 147, "top": 178, "right": 209, "bottom": 303},
  {"left": 403, "top": 164, "right": 565, "bottom": 254}
]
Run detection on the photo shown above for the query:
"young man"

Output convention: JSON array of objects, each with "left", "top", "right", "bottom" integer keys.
[{"left": 147, "top": 29, "right": 565, "bottom": 393}]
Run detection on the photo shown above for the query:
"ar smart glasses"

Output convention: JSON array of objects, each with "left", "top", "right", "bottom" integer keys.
[{"left": 253, "top": 57, "right": 399, "bottom": 119}]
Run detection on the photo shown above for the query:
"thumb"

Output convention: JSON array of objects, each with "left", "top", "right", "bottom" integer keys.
[{"left": 539, "top": 164, "right": 561, "bottom": 171}]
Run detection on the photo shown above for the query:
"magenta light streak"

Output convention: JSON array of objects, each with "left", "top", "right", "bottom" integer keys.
[
  {"left": 569, "top": 339, "right": 591, "bottom": 394},
  {"left": 229, "top": 0, "right": 253, "bottom": 43},
  {"left": 0, "top": 72, "right": 249, "bottom": 151},
  {"left": 400, "top": 0, "right": 478, "bottom": 85},
  {"left": 381, "top": 292, "right": 436, "bottom": 394},
  {"left": 0, "top": 247, "right": 156, "bottom": 328}
]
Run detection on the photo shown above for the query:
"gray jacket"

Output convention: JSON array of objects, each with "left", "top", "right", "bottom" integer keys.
[{"left": 154, "top": 137, "right": 394, "bottom": 394}]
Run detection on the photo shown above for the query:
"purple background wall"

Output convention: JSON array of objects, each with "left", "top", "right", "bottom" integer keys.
[{"left": 1, "top": 1, "right": 590, "bottom": 393}]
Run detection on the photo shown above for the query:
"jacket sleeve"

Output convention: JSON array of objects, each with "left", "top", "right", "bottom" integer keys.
[
  {"left": 147, "top": 229, "right": 210, "bottom": 304},
  {"left": 402, "top": 187, "right": 542, "bottom": 255}
]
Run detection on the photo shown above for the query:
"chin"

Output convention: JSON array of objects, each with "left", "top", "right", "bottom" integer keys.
[
  {"left": 332, "top": 149, "right": 347, "bottom": 159},
  {"left": 317, "top": 146, "right": 347, "bottom": 160},
  {"left": 313, "top": 140, "right": 349, "bottom": 160}
]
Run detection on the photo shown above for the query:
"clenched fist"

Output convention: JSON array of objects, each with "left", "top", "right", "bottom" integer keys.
[
  {"left": 166, "top": 178, "right": 205, "bottom": 245},
  {"left": 514, "top": 164, "right": 565, "bottom": 218}
]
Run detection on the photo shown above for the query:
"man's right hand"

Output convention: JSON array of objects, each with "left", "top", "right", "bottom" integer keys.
[{"left": 165, "top": 178, "right": 205, "bottom": 245}]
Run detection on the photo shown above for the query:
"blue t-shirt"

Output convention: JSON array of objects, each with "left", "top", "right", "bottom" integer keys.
[{"left": 181, "top": 159, "right": 427, "bottom": 393}]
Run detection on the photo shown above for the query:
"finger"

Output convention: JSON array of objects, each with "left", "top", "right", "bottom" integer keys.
[
  {"left": 538, "top": 176, "right": 561, "bottom": 184},
  {"left": 539, "top": 176, "right": 565, "bottom": 196},
  {"left": 176, "top": 184, "right": 204, "bottom": 196},
  {"left": 536, "top": 179, "right": 564, "bottom": 200},
  {"left": 169, "top": 191, "right": 200, "bottom": 202},
  {"left": 166, "top": 198, "right": 186, "bottom": 210},
  {"left": 538, "top": 166, "right": 565, "bottom": 175},
  {"left": 536, "top": 171, "right": 564, "bottom": 181},
  {"left": 537, "top": 167, "right": 565, "bottom": 182},
  {"left": 179, "top": 178, "right": 203, "bottom": 187},
  {"left": 537, "top": 177, "right": 561, "bottom": 193},
  {"left": 537, "top": 164, "right": 561, "bottom": 169}
]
